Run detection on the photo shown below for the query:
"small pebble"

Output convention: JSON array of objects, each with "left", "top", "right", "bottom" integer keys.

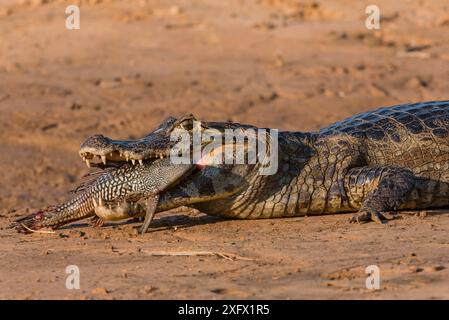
[
  {"left": 409, "top": 266, "right": 423, "bottom": 273},
  {"left": 91, "top": 287, "right": 109, "bottom": 295},
  {"left": 424, "top": 265, "right": 445, "bottom": 272}
]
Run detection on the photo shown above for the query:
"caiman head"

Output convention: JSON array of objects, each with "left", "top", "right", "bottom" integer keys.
[{"left": 79, "top": 114, "right": 276, "bottom": 217}]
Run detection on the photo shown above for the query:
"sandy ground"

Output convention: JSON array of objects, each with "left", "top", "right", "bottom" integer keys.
[{"left": 1, "top": 0, "right": 449, "bottom": 299}]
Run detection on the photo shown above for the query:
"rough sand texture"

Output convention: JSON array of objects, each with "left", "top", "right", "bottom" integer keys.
[{"left": 1, "top": 0, "right": 449, "bottom": 299}]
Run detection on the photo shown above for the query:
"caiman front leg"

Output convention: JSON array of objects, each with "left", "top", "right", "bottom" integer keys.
[{"left": 345, "top": 166, "right": 416, "bottom": 223}]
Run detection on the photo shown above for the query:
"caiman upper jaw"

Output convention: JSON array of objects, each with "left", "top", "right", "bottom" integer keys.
[
  {"left": 79, "top": 134, "right": 170, "bottom": 167},
  {"left": 78, "top": 116, "right": 182, "bottom": 167}
]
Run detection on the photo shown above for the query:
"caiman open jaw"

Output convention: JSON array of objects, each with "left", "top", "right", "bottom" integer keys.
[
  {"left": 78, "top": 114, "right": 203, "bottom": 167},
  {"left": 79, "top": 116, "right": 177, "bottom": 167}
]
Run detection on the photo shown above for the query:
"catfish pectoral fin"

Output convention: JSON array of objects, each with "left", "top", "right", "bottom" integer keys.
[{"left": 139, "top": 195, "right": 159, "bottom": 235}]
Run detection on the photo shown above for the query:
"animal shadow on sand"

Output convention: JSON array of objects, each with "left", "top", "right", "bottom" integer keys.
[{"left": 58, "top": 212, "right": 228, "bottom": 233}]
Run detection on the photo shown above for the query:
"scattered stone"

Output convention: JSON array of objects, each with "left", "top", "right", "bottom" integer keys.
[
  {"left": 338, "top": 32, "right": 348, "bottom": 39},
  {"left": 0, "top": 93, "right": 10, "bottom": 102},
  {"left": 91, "top": 287, "right": 109, "bottom": 295},
  {"left": 424, "top": 265, "right": 445, "bottom": 272},
  {"left": 95, "top": 79, "right": 121, "bottom": 89},
  {"left": 169, "top": 5, "right": 182, "bottom": 15},
  {"left": 210, "top": 288, "right": 227, "bottom": 294},
  {"left": 367, "top": 83, "right": 389, "bottom": 97},
  {"left": 409, "top": 266, "right": 423, "bottom": 273},
  {"left": 254, "top": 21, "right": 277, "bottom": 30},
  {"left": 322, "top": 88, "right": 335, "bottom": 97},
  {"left": 405, "top": 44, "right": 431, "bottom": 52},
  {"left": 140, "top": 285, "right": 157, "bottom": 294},
  {"left": 259, "top": 91, "right": 278, "bottom": 102},
  {"left": 397, "top": 51, "right": 430, "bottom": 59},
  {"left": 41, "top": 123, "right": 58, "bottom": 132},
  {"left": 0, "top": 8, "right": 13, "bottom": 17},
  {"left": 273, "top": 51, "right": 285, "bottom": 67},
  {"left": 5, "top": 62, "right": 23, "bottom": 73},
  {"left": 404, "top": 76, "right": 429, "bottom": 89},
  {"left": 418, "top": 211, "right": 428, "bottom": 218},
  {"left": 165, "top": 21, "right": 195, "bottom": 29},
  {"left": 70, "top": 103, "right": 83, "bottom": 110},
  {"left": 30, "top": 0, "right": 50, "bottom": 6}
]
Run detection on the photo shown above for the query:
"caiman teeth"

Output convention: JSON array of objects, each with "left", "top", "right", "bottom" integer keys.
[
  {"left": 80, "top": 150, "right": 167, "bottom": 166},
  {"left": 99, "top": 197, "right": 103, "bottom": 206},
  {"left": 93, "top": 198, "right": 98, "bottom": 207}
]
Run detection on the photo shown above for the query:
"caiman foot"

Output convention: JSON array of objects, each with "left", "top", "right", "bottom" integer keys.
[
  {"left": 349, "top": 209, "right": 400, "bottom": 224},
  {"left": 346, "top": 166, "right": 413, "bottom": 225}
]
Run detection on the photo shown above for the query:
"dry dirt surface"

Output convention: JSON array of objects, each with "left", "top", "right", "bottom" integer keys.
[{"left": 1, "top": 0, "right": 449, "bottom": 300}]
